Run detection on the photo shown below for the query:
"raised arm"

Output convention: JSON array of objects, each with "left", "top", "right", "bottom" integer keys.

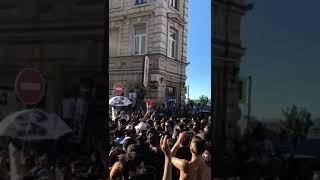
[
  {"left": 142, "top": 111, "right": 150, "bottom": 121},
  {"left": 160, "top": 135, "right": 172, "bottom": 180},
  {"left": 171, "top": 132, "right": 188, "bottom": 171},
  {"left": 171, "top": 132, "right": 188, "bottom": 157}
]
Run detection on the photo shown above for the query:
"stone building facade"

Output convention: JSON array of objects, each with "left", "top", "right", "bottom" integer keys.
[
  {"left": 0, "top": 0, "right": 105, "bottom": 115},
  {"left": 213, "top": 0, "right": 248, "bottom": 144},
  {"left": 109, "top": 0, "right": 188, "bottom": 107}
]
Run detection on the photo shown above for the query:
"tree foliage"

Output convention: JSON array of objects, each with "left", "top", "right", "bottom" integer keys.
[
  {"left": 280, "top": 105, "right": 313, "bottom": 140},
  {"left": 199, "top": 95, "right": 209, "bottom": 106}
]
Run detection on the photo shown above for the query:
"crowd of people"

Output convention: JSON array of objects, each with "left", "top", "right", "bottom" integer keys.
[
  {"left": 108, "top": 105, "right": 212, "bottom": 180},
  {"left": 0, "top": 137, "right": 106, "bottom": 180},
  {"left": 0, "top": 95, "right": 212, "bottom": 180}
]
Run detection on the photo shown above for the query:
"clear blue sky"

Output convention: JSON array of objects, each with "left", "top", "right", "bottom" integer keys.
[
  {"left": 241, "top": 0, "right": 320, "bottom": 119},
  {"left": 186, "top": 0, "right": 211, "bottom": 100}
]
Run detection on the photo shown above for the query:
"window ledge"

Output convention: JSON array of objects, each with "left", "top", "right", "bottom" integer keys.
[
  {"left": 167, "top": 56, "right": 178, "bottom": 60},
  {"left": 134, "top": 2, "right": 149, "bottom": 7}
]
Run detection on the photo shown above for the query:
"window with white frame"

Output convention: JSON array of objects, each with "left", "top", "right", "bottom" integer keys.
[
  {"left": 135, "top": 0, "right": 147, "bottom": 5},
  {"left": 168, "top": 29, "right": 178, "bottom": 58},
  {"left": 170, "top": 0, "right": 178, "bottom": 10},
  {"left": 134, "top": 25, "right": 146, "bottom": 55}
]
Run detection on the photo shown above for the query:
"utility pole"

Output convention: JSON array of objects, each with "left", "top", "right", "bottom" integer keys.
[
  {"left": 188, "top": 85, "right": 190, "bottom": 100},
  {"left": 247, "top": 75, "right": 252, "bottom": 122}
]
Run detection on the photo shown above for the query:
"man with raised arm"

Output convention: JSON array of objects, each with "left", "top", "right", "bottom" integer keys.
[
  {"left": 160, "top": 135, "right": 172, "bottom": 180},
  {"left": 170, "top": 132, "right": 210, "bottom": 180}
]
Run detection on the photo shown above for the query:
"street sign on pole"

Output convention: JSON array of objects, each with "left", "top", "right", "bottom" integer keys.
[
  {"left": 143, "top": 56, "right": 149, "bottom": 87},
  {"left": 113, "top": 83, "right": 124, "bottom": 96},
  {"left": 14, "top": 68, "right": 46, "bottom": 105}
]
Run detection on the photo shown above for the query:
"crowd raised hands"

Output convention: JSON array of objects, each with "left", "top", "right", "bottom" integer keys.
[
  {"left": 109, "top": 109, "right": 212, "bottom": 180},
  {"left": 160, "top": 132, "right": 211, "bottom": 180}
]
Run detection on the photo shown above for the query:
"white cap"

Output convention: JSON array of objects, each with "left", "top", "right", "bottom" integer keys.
[{"left": 135, "top": 122, "right": 148, "bottom": 131}]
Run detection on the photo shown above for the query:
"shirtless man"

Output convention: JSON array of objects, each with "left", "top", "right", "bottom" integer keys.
[
  {"left": 170, "top": 132, "right": 210, "bottom": 180},
  {"left": 202, "top": 147, "right": 212, "bottom": 180}
]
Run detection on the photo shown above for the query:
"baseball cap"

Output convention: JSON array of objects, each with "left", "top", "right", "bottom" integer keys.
[{"left": 135, "top": 122, "right": 148, "bottom": 131}]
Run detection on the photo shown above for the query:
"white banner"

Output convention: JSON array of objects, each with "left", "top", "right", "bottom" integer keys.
[{"left": 143, "top": 56, "right": 149, "bottom": 87}]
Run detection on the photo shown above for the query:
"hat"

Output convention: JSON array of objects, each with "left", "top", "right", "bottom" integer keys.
[
  {"left": 135, "top": 122, "right": 148, "bottom": 131},
  {"left": 120, "top": 136, "right": 132, "bottom": 145},
  {"left": 114, "top": 137, "right": 124, "bottom": 145}
]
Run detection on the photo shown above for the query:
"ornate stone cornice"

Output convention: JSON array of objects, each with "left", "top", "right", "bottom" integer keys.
[{"left": 167, "top": 12, "right": 186, "bottom": 26}]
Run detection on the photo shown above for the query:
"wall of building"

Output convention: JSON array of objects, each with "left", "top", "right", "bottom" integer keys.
[
  {"left": 109, "top": 0, "right": 187, "bottom": 59},
  {"left": 0, "top": 0, "right": 105, "bottom": 114},
  {"left": 213, "top": 0, "right": 246, "bottom": 140},
  {"left": 109, "top": 0, "right": 188, "bottom": 106}
]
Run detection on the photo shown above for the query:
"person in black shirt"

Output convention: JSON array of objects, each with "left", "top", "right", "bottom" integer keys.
[
  {"left": 114, "top": 118, "right": 127, "bottom": 138},
  {"left": 144, "top": 133, "right": 164, "bottom": 180}
]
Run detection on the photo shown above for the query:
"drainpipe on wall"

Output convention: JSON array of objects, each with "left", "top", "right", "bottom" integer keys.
[{"left": 179, "top": 0, "right": 186, "bottom": 111}]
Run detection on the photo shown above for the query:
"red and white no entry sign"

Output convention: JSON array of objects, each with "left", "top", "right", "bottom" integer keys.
[
  {"left": 114, "top": 83, "right": 124, "bottom": 96},
  {"left": 15, "top": 68, "right": 46, "bottom": 105}
]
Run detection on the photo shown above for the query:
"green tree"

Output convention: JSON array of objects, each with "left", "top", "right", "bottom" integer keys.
[
  {"left": 199, "top": 95, "right": 209, "bottom": 106},
  {"left": 280, "top": 105, "right": 313, "bottom": 141}
]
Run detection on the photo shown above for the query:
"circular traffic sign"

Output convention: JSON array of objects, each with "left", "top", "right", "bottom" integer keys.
[
  {"left": 15, "top": 68, "right": 46, "bottom": 105},
  {"left": 114, "top": 83, "right": 124, "bottom": 96}
]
